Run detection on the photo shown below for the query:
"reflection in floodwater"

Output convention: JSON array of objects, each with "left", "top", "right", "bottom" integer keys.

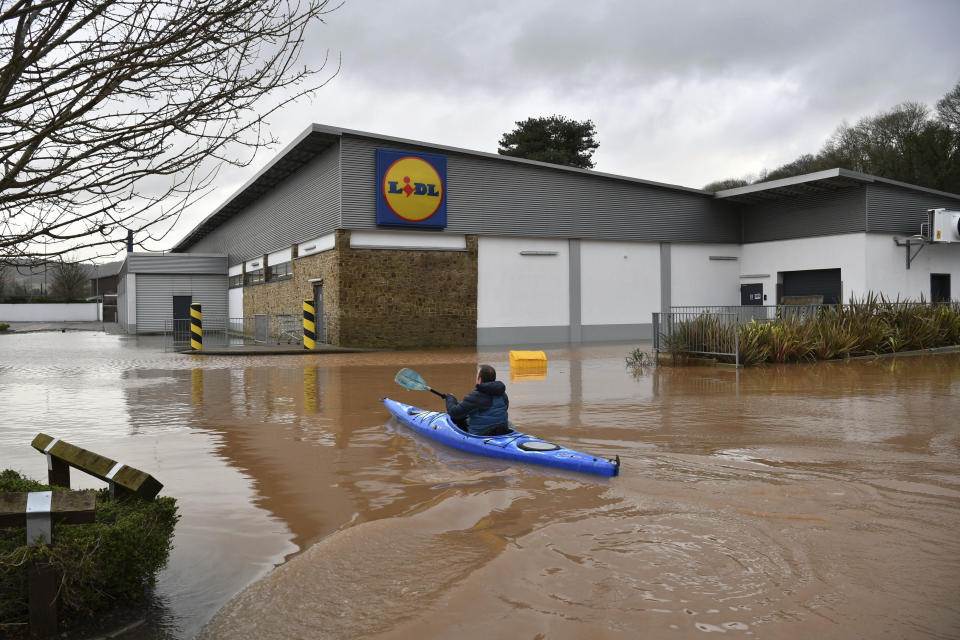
[{"left": 0, "top": 333, "right": 959, "bottom": 638}]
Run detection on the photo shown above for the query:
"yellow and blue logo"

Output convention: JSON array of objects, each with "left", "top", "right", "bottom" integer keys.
[{"left": 376, "top": 149, "right": 447, "bottom": 227}]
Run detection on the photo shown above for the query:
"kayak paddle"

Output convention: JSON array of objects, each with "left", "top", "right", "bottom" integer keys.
[{"left": 395, "top": 368, "right": 446, "bottom": 398}]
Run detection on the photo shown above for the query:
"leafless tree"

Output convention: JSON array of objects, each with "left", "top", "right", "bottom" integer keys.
[
  {"left": 937, "top": 81, "right": 960, "bottom": 132},
  {"left": 1, "top": 0, "right": 339, "bottom": 267},
  {"left": 50, "top": 259, "right": 88, "bottom": 299}
]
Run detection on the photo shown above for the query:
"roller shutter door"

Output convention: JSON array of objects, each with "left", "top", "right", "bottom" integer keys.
[{"left": 781, "top": 268, "right": 841, "bottom": 304}]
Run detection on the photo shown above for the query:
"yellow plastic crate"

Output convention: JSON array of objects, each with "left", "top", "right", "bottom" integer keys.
[
  {"left": 509, "top": 350, "right": 547, "bottom": 365},
  {"left": 509, "top": 350, "right": 547, "bottom": 381}
]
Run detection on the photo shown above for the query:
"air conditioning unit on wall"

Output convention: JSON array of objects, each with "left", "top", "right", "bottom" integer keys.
[{"left": 928, "top": 208, "right": 960, "bottom": 243}]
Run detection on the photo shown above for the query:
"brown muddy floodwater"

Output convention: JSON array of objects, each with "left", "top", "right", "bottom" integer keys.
[{"left": 1, "top": 332, "right": 959, "bottom": 639}]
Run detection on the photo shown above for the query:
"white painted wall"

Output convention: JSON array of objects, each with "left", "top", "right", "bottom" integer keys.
[
  {"left": 125, "top": 273, "right": 137, "bottom": 326},
  {"left": 580, "top": 240, "right": 660, "bottom": 325},
  {"left": 865, "top": 234, "right": 960, "bottom": 300},
  {"left": 0, "top": 303, "right": 99, "bottom": 322},
  {"left": 350, "top": 230, "right": 466, "bottom": 250},
  {"left": 228, "top": 263, "right": 244, "bottom": 319},
  {"left": 267, "top": 247, "right": 292, "bottom": 264},
  {"left": 671, "top": 243, "right": 742, "bottom": 306},
  {"left": 228, "top": 287, "right": 243, "bottom": 319},
  {"left": 740, "top": 234, "right": 868, "bottom": 302},
  {"left": 298, "top": 233, "right": 336, "bottom": 257},
  {"left": 478, "top": 237, "right": 569, "bottom": 328}
]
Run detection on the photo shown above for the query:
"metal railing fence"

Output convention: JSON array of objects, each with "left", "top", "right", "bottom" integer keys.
[
  {"left": 163, "top": 316, "right": 231, "bottom": 351},
  {"left": 670, "top": 301, "right": 957, "bottom": 323},
  {"left": 654, "top": 311, "right": 740, "bottom": 366},
  {"left": 163, "top": 313, "right": 328, "bottom": 351},
  {"left": 653, "top": 301, "right": 959, "bottom": 366},
  {"left": 668, "top": 304, "right": 833, "bottom": 324}
]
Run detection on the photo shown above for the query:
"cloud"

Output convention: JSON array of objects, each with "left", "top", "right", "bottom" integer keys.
[{"left": 160, "top": 0, "right": 960, "bottom": 248}]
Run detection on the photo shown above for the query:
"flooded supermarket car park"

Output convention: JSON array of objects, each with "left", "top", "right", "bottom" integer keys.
[{"left": 1, "top": 331, "right": 959, "bottom": 638}]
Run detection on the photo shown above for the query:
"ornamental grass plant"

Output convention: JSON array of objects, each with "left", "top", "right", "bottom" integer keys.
[
  {"left": 656, "top": 295, "right": 960, "bottom": 367},
  {"left": 0, "top": 470, "right": 178, "bottom": 630},
  {"left": 660, "top": 313, "right": 737, "bottom": 364}
]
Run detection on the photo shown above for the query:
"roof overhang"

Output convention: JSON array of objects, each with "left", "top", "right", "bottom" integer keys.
[
  {"left": 715, "top": 168, "right": 960, "bottom": 204},
  {"left": 172, "top": 127, "right": 340, "bottom": 251}
]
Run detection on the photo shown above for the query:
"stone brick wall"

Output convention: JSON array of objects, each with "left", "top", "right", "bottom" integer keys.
[
  {"left": 291, "top": 232, "right": 342, "bottom": 344},
  {"left": 238, "top": 230, "right": 477, "bottom": 348},
  {"left": 241, "top": 276, "right": 298, "bottom": 317},
  {"left": 242, "top": 230, "right": 344, "bottom": 344},
  {"left": 337, "top": 232, "right": 477, "bottom": 348}
]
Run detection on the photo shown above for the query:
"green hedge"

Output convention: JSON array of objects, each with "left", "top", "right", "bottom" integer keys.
[{"left": 0, "top": 470, "right": 178, "bottom": 627}]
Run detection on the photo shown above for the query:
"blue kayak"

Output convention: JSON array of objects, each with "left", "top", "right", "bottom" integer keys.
[{"left": 382, "top": 397, "right": 620, "bottom": 477}]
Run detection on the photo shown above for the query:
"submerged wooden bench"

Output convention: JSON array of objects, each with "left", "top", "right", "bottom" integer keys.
[
  {"left": 0, "top": 491, "right": 96, "bottom": 532},
  {"left": 31, "top": 433, "right": 163, "bottom": 500},
  {"left": 0, "top": 490, "right": 96, "bottom": 637}
]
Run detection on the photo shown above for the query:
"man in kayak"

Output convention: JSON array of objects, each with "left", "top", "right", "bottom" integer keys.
[{"left": 445, "top": 364, "right": 511, "bottom": 436}]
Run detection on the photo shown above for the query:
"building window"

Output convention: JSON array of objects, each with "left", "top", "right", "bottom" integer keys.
[
  {"left": 229, "top": 274, "right": 244, "bottom": 289},
  {"left": 267, "top": 261, "right": 292, "bottom": 282},
  {"left": 244, "top": 268, "right": 264, "bottom": 286}
]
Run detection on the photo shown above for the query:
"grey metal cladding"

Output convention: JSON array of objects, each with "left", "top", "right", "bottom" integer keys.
[
  {"left": 866, "top": 183, "right": 960, "bottom": 233},
  {"left": 340, "top": 136, "right": 739, "bottom": 242},
  {"left": 185, "top": 143, "right": 341, "bottom": 262},
  {"left": 740, "top": 186, "right": 866, "bottom": 243},
  {"left": 127, "top": 254, "right": 227, "bottom": 275},
  {"left": 135, "top": 274, "right": 229, "bottom": 332}
]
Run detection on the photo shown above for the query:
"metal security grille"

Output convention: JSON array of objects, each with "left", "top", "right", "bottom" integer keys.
[
  {"left": 667, "top": 305, "right": 832, "bottom": 323},
  {"left": 164, "top": 314, "right": 326, "bottom": 351},
  {"left": 252, "top": 314, "right": 303, "bottom": 344},
  {"left": 163, "top": 317, "right": 228, "bottom": 351},
  {"left": 653, "top": 311, "right": 740, "bottom": 366}
]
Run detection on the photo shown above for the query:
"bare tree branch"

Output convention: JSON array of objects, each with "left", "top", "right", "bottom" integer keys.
[{"left": 1, "top": 0, "right": 340, "bottom": 266}]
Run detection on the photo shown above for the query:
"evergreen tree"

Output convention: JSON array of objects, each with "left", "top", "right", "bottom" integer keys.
[{"left": 498, "top": 116, "right": 599, "bottom": 169}]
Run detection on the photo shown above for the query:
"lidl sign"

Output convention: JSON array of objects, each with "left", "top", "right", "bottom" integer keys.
[{"left": 376, "top": 149, "right": 447, "bottom": 228}]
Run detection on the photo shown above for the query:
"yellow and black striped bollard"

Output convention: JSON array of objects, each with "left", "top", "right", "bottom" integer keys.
[
  {"left": 303, "top": 299, "right": 316, "bottom": 350},
  {"left": 304, "top": 367, "right": 317, "bottom": 412},
  {"left": 190, "top": 303, "right": 202, "bottom": 351}
]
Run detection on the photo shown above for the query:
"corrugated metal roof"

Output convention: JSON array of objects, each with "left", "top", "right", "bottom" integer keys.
[
  {"left": 119, "top": 252, "right": 227, "bottom": 275},
  {"left": 172, "top": 123, "right": 715, "bottom": 252},
  {"left": 716, "top": 168, "right": 960, "bottom": 204},
  {"left": 170, "top": 124, "right": 960, "bottom": 250},
  {"left": 173, "top": 128, "right": 339, "bottom": 251}
]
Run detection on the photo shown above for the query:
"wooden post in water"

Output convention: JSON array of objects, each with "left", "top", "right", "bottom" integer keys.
[
  {"left": 31, "top": 434, "right": 163, "bottom": 500},
  {"left": 0, "top": 490, "right": 96, "bottom": 637},
  {"left": 41, "top": 436, "right": 70, "bottom": 488}
]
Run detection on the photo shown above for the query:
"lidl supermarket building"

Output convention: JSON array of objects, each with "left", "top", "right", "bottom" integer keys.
[{"left": 117, "top": 124, "right": 960, "bottom": 346}]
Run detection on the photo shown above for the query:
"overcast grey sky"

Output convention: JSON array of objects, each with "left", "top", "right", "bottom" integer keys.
[{"left": 166, "top": 0, "right": 960, "bottom": 246}]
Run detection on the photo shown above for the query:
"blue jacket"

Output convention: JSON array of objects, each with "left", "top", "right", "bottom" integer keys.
[{"left": 445, "top": 381, "right": 509, "bottom": 435}]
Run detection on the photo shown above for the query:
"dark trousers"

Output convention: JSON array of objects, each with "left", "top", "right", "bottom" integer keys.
[{"left": 452, "top": 418, "right": 511, "bottom": 436}]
